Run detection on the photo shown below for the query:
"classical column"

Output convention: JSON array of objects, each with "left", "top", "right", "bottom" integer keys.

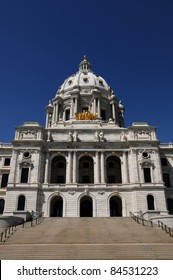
[
  {"left": 97, "top": 98, "right": 101, "bottom": 118},
  {"left": 45, "top": 113, "right": 49, "bottom": 128},
  {"left": 44, "top": 152, "right": 50, "bottom": 184},
  {"left": 70, "top": 98, "right": 74, "bottom": 118},
  {"left": 74, "top": 98, "right": 78, "bottom": 114},
  {"left": 93, "top": 98, "right": 96, "bottom": 114},
  {"left": 73, "top": 151, "right": 77, "bottom": 183},
  {"left": 66, "top": 151, "right": 72, "bottom": 184},
  {"left": 52, "top": 103, "right": 56, "bottom": 123},
  {"left": 100, "top": 151, "right": 105, "bottom": 183},
  {"left": 94, "top": 151, "right": 100, "bottom": 184},
  {"left": 56, "top": 102, "right": 59, "bottom": 122},
  {"left": 112, "top": 103, "right": 116, "bottom": 121}
]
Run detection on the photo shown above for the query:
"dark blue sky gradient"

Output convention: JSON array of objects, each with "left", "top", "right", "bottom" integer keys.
[{"left": 0, "top": 0, "right": 173, "bottom": 143}]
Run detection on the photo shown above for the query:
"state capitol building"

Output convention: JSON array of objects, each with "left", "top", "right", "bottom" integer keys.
[{"left": 0, "top": 57, "right": 173, "bottom": 222}]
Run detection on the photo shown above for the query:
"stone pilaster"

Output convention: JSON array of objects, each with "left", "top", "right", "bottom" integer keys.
[
  {"left": 121, "top": 152, "right": 129, "bottom": 183},
  {"left": 66, "top": 151, "right": 72, "bottom": 184},
  {"left": 94, "top": 151, "right": 100, "bottom": 184},
  {"left": 44, "top": 152, "right": 50, "bottom": 184},
  {"left": 100, "top": 151, "right": 105, "bottom": 183},
  {"left": 73, "top": 151, "right": 77, "bottom": 183}
]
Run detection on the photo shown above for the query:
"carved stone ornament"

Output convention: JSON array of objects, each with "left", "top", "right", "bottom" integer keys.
[
  {"left": 22, "top": 149, "right": 39, "bottom": 153},
  {"left": 140, "top": 159, "right": 155, "bottom": 169},
  {"left": 135, "top": 130, "right": 152, "bottom": 140},
  {"left": 138, "top": 149, "right": 155, "bottom": 155},
  {"left": 98, "top": 191, "right": 105, "bottom": 195},
  {"left": 84, "top": 189, "right": 90, "bottom": 195},
  {"left": 68, "top": 191, "right": 76, "bottom": 195},
  {"left": 120, "top": 131, "right": 128, "bottom": 141},
  {"left": 137, "top": 130, "right": 151, "bottom": 136},
  {"left": 81, "top": 89, "right": 90, "bottom": 93},
  {"left": 19, "top": 159, "right": 34, "bottom": 169},
  {"left": 20, "top": 130, "right": 38, "bottom": 140},
  {"left": 22, "top": 130, "right": 37, "bottom": 135}
]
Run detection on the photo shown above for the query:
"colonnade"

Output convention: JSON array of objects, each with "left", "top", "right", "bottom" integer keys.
[
  {"left": 44, "top": 151, "right": 129, "bottom": 185},
  {"left": 46, "top": 94, "right": 118, "bottom": 127},
  {"left": 44, "top": 149, "right": 164, "bottom": 185}
]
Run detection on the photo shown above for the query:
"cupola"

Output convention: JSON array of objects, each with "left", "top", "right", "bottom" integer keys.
[{"left": 45, "top": 57, "right": 125, "bottom": 128}]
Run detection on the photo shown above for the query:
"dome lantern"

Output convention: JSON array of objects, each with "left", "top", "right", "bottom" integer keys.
[{"left": 79, "top": 55, "right": 92, "bottom": 72}]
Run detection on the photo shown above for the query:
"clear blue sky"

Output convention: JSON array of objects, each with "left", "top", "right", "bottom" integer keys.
[{"left": 0, "top": 0, "right": 173, "bottom": 143}]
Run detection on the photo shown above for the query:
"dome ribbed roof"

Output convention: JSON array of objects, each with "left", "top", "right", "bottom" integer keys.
[{"left": 57, "top": 56, "right": 110, "bottom": 95}]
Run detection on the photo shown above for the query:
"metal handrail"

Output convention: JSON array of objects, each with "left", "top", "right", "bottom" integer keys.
[
  {"left": 158, "top": 220, "right": 173, "bottom": 237},
  {"left": 0, "top": 212, "right": 44, "bottom": 244},
  {"left": 130, "top": 212, "right": 173, "bottom": 237},
  {"left": 22, "top": 212, "right": 44, "bottom": 228},
  {"left": 129, "top": 211, "right": 153, "bottom": 227},
  {"left": 0, "top": 223, "right": 17, "bottom": 244}
]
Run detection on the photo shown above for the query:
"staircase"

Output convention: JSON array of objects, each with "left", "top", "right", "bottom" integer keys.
[{"left": 0, "top": 217, "right": 173, "bottom": 259}]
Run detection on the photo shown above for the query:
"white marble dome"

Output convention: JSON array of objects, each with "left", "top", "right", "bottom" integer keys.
[
  {"left": 47, "top": 57, "right": 125, "bottom": 127},
  {"left": 57, "top": 56, "right": 111, "bottom": 95}
]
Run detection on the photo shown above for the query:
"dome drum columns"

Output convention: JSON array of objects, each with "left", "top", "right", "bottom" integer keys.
[
  {"left": 46, "top": 97, "right": 63, "bottom": 125},
  {"left": 92, "top": 90, "right": 101, "bottom": 119},
  {"left": 70, "top": 91, "right": 79, "bottom": 119}
]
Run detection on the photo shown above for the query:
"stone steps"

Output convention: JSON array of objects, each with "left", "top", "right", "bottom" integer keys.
[
  {"left": 0, "top": 217, "right": 173, "bottom": 259},
  {"left": 1, "top": 244, "right": 173, "bottom": 260}
]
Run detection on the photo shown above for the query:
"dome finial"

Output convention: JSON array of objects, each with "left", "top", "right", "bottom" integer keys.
[{"left": 79, "top": 55, "right": 92, "bottom": 72}]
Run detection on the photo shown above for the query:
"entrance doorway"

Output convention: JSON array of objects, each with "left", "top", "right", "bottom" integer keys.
[
  {"left": 110, "top": 196, "right": 122, "bottom": 216},
  {"left": 80, "top": 196, "right": 93, "bottom": 217},
  {"left": 50, "top": 196, "right": 63, "bottom": 217},
  {"left": 0, "top": 199, "right": 5, "bottom": 214},
  {"left": 167, "top": 198, "right": 173, "bottom": 214}
]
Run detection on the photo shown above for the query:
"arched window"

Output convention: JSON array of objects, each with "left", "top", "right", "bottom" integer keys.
[
  {"left": 50, "top": 156, "right": 66, "bottom": 184},
  {"left": 0, "top": 199, "right": 5, "bottom": 214},
  {"left": 65, "top": 109, "right": 70, "bottom": 121},
  {"left": 167, "top": 198, "right": 173, "bottom": 214},
  {"left": 79, "top": 156, "right": 94, "bottom": 184},
  {"left": 17, "top": 195, "right": 26, "bottom": 211},
  {"left": 147, "top": 195, "right": 155, "bottom": 210},
  {"left": 106, "top": 156, "right": 122, "bottom": 184}
]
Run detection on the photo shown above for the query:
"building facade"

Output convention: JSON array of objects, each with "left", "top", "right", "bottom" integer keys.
[{"left": 1, "top": 57, "right": 173, "bottom": 220}]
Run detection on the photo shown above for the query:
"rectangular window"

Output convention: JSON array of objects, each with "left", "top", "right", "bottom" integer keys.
[
  {"left": 65, "top": 109, "right": 70, "bottom": 120},
  {"left": 21, "top": 168, "right": 29, "bottom": 183},
  {"left": 161, "top": 158, "right": 167, "bottom": 166},
  {"left": 144, "top": 168, "right": 151, "bottom": 183},
  {"left": 163, "top": 173, "right": 171, "bottom": 188},
  {"left": 4, "top": 158, "right": 11, "bottom": 166},
  {"left": 101, "top": 110, "right": 106, "bottom": 120},
  {"left": 1, "top": 174, "right": 9, "bottom": 187}
]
